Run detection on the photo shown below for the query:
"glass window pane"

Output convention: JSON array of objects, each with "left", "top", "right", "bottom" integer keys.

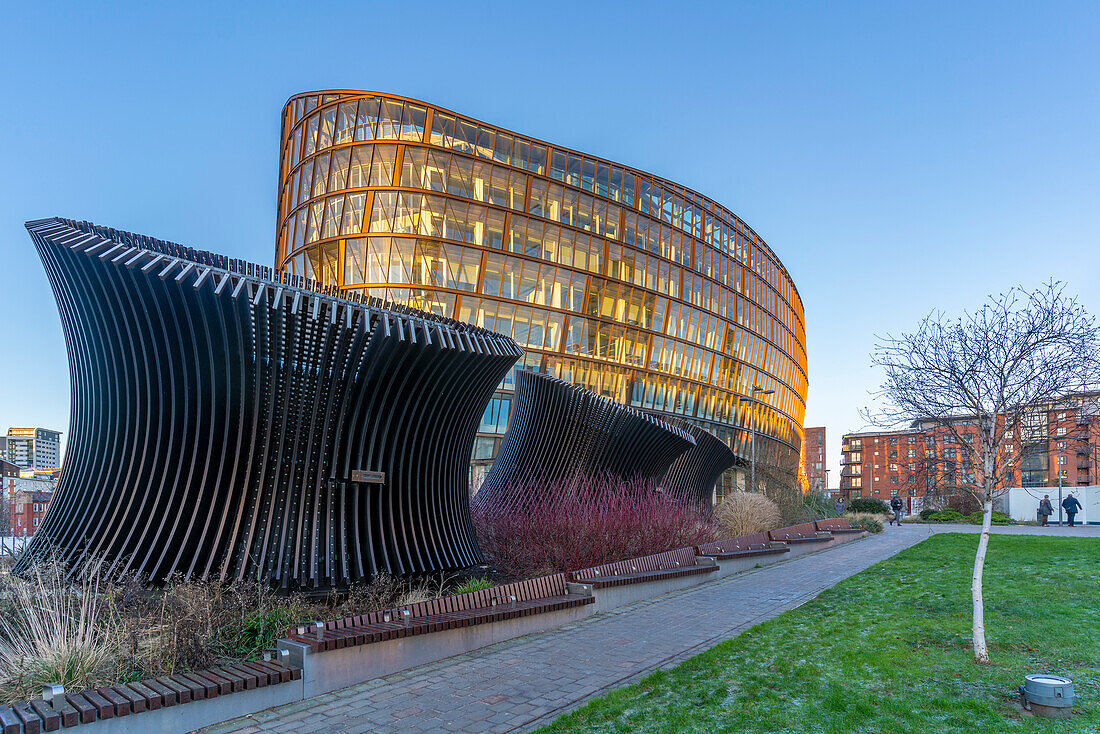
[
  {"left": 475, "top": 126, "right": 494, "bottom": 158},
  {"left": 318, "top": 107, "right": 336, "bottom": 150},
  {"left": 528, "top": 143, "right": 547, "bottom": 175},
  {"left": 355, "top": 98, "right": 380, "bottom": 141},
  {"left": 348, "top": 146, "right": 372, "bottom": 188},
  {"left": 369, "top": 145, "right": 397, "bottom": 186},
  {"left": 550, "top": 150, "right": 566, "bottom": 181},
  {"left": 453, "top": 120, "right": 477, "bottom": 154},
  {"left": 377, "top": 99, "right": 403, "bottom": 140},
  {"left": 400, "top": 103, "right": 426, "bottom": 141},
  {"left": 335, "top": 102, "right": 357, "bottom": 145},
  {"left": 304, "top": 114, "right": 319, "bottom": 157},
  {"left": 328, "top": 148, "right": 351, "bottom": 191},
  {"left": 430, "top": 112, "right": 455, "bottom": 146},
  {"left": 494, "top": 133, "right": 513, "bottom": 164},
  {"left": 311, "top": 153, "right": 330, "bottom": 197},
  {"left": 344, "top": 237, "right": 366, "bottom": 284},
  {"left": 341, "top": 193, "right": 367, "bottom": 235}
]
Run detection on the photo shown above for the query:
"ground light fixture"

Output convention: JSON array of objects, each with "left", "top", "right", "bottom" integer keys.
[{"left": 1019, "top": 674, "right": 1075, "bottom": 719}]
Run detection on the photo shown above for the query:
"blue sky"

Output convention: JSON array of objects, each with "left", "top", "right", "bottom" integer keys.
[{"left": 1, "top": 1, "right": 1097, "bottom": 484}]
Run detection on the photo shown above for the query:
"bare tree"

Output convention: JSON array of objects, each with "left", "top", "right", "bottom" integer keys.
[{"left": 865, "top": 282, "right": 1099, "bottom": 663}]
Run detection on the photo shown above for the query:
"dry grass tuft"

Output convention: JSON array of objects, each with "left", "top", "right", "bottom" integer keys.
[
  {"left": 0, "top": 558, "right": 115, "bottom": 702},
  {"left": 713, "top": 491, "right": 782, "bottom": 538}
]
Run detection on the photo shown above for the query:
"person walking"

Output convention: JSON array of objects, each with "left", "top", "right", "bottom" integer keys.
[
  {"left": 834, "top": 498, "right": 846, "bottom": 515},
  {"left": 889, "top": 496, "right": 904, "bottom": 526},
  {"left": 1038, "top": 495, "right": 1054, "bottom": 526},
  {"left": 1062, "top": 493, "right": 1082, "bottom": 527}
]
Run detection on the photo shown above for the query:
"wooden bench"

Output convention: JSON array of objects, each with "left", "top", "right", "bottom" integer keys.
[
  {"left": 768, "top": 522, "right": 833, "bottom": 544},
  {"left": 569, "top": 547, "right": 716, "bottom": 588},
  {"left": 285, "top": 573, "right": 594, "bottom": 653},
  {"left": 0, "top": 660, "right": 300, "bottom": 732},
  {"left": 815, "top": 518, "right": 865, "bottom": 535},
  {"left": 695, "top": 532, "right": 791, "bottom": 560}
]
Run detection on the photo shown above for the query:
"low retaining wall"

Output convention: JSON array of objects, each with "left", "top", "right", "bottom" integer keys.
[
  {"left": 282, "top": 602, "right": 596, "bottom": 698},
  {"left": 63, "top": 679, "right": 304, "bottom": 734},
  {"left": 590, "top": 558, "right": 717, "bottom": 612},
  {"left": 708, "top": 549, "right": 789, "bottom": 579}
]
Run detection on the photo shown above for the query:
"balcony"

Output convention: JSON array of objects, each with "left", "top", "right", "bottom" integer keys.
[
  {"left": 1077, "top": 415, "right": 1091, "bottom": 426},
  {"left": 1077, "top": 445, "right": 1089, "bottom": 455},
  {"left": 1078, "top": 461, "right": 1092, "bottom": 470},
  {"left": 840, "top": 456, "right": 859, "bottom": 465},
  {"left": 840, "top": 467, "right": 862, "bottom": 478},
  {"left": 1077, "top": 475, "right": 1092, "bottom": 484}
]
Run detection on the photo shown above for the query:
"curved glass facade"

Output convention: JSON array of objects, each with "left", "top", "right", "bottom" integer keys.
[{"left": 275, "top": 90, "right": 808, "bottom": 489}]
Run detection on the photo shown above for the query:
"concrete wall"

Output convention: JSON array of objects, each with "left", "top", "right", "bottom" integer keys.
[
  {"left": 73, "top": 678, "right": 304, "bottom": 734},
  {"left": 283, "top": 603, "right": 597, "bottom": 698}
]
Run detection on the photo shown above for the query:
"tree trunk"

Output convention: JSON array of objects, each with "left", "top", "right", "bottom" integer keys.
[{"left": 971, "top": 494, "right": 993, "bottom": 663}]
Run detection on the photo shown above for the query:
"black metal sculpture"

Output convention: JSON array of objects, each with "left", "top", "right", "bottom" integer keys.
[
  {"left": 659, "top": 417, "right": 736, "bottom": 510},
  {"left": 476, "top": 370, "right": 696, "bottom": 509},
  {"left": 17, "top": 218, "right": 521, "bottom": 589}
]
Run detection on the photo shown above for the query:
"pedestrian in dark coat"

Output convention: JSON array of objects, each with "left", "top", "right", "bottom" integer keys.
[
  {"left": 889, "top": 496, "right": 904, "bottom": 526},
  {"left": 1062, "top": 493, "right": 1083, "bottom": 527},
  {"left": 1038, "top": 495, "right": 1054, "bottom": 526}
]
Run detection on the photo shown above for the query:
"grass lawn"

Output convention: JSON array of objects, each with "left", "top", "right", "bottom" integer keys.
[{"left": 537, "top": 533, "right": 1100, "bottom": 733}]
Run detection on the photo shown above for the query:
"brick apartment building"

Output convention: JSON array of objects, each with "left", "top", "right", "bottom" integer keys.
[
  {"left": 801, "top": 426, "right": 827, "bottom": 491},
  {"left": 840, "top": 393, "right": 1100, "bottom": 509},
  {"left": 3, "top": 459, "right": 55, "bottom": 537}
]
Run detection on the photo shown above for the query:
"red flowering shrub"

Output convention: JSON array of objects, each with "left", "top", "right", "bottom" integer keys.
[{"left": 470, "top": 474, "right": 719, "bottom": 578}]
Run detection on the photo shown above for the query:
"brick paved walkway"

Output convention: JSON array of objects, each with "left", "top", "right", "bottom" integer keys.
[{"left": 201, "top": 524, "right": 1096, "bottom": 734}]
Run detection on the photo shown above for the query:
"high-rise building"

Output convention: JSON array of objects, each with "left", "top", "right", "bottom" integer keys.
[
  {"left": 5, "top": 427, "right": 61, "bottom": 471},
  {"left": 802, "top": 426, "right": 827, "bottom": 491},
  {"left": 274, "top": 91, "right": 809, "bottom": 490}
]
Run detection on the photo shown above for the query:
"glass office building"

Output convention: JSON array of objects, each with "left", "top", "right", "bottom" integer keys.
[{"left": 275, "top": 91, "right": 808, "bottom": 490}]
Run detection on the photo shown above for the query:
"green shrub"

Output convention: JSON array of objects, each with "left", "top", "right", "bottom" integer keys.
[
  {"left": 216, "top": 607, "right": 302, "bottom": 660},
  {"left": 849, "top": 497, "right": 889, "bottom": 514},
  {"left": 848, "top": 516, "right": 884, "bottom": 533},
  {"left": 966, "top": 510, "right": 1013, "bottom": 525},
  {"left": 919, "top": 508, "right": 937, "bottom": 521},
  {"left": 802, "top": 492, "right": 839, "bottom": 519},
  {"left": 454, "top": 577, "right": 494, "bottom": 594},
  {"left": 928, "top": 508, "right": 966, "bottom": 522}
]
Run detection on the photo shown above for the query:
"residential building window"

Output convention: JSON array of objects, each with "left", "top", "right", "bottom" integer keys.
[
  {"left": 925, "top": 436, "right": 935, "bottom": 447},
  {"left": 1057, "top": 427, "right": 1067, "bottom": 436},
  {"left": 1058, "top": 455, "right": 1067, "bottom": 465},
  {"left": 907, "top": 449, "right": 915, "bottom": 457}
]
